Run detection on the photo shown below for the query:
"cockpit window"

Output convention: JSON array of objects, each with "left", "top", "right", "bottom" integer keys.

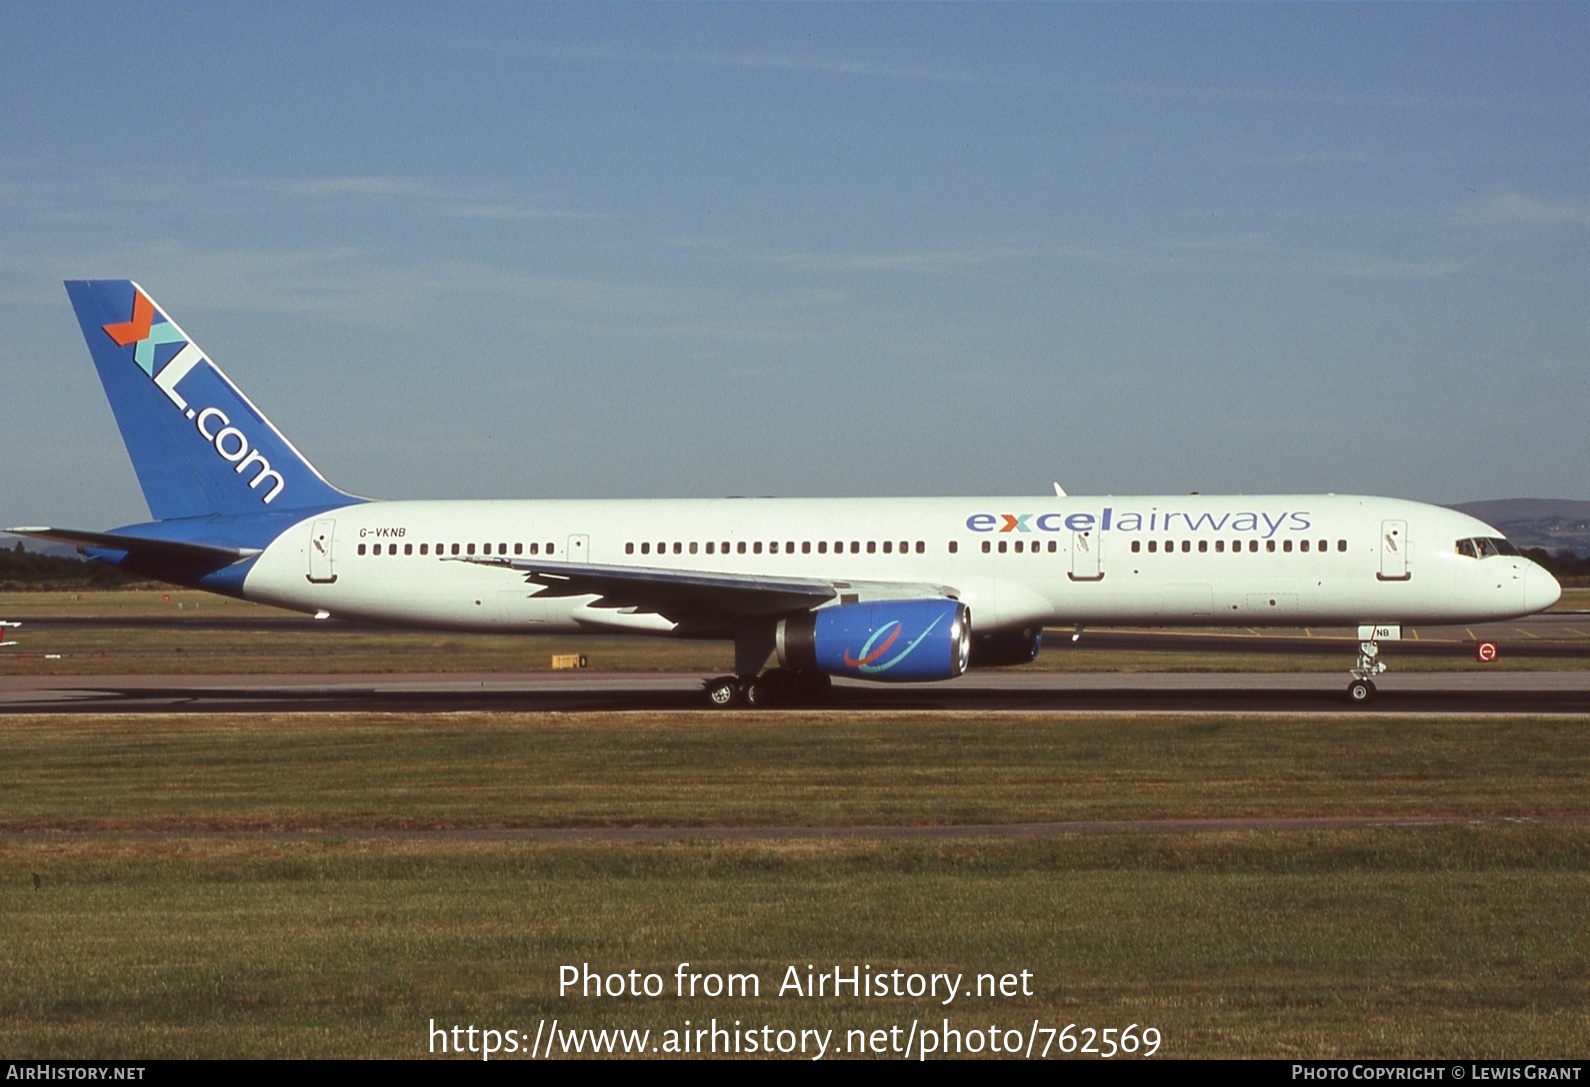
[{"left": 1456, "top": 536, "right": 1520, "bottom": 559}]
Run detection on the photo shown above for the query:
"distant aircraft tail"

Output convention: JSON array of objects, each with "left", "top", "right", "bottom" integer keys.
[{"left": 64, "top": 280, "right": 358, "bottom": 521}]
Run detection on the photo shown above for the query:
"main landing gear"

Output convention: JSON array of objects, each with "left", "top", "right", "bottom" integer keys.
[
  {"left": 1346, "top": 640, "right": 1386, "bottom": 704},
  {"left": 704, "top": 668, "right": 832, "bottom": 708}
]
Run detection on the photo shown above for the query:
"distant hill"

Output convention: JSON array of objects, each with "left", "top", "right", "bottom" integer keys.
[{"left": 1451, "top": 499, "right": 1590, "bottom": 557}]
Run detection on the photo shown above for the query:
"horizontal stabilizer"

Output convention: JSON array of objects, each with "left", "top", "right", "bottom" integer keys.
[{"left": 7, "top": 526, "right": 258, "bottom": 566}]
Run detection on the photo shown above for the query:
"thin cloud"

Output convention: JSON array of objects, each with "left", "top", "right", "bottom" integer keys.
[
  {"left": 502, "top": 39, "right": 986, "bottom": 88},
  {"left": 235, "top": 176, "right": 438, "bottom": 199},
  {"left": 760, "top": 244, "right": 1039, "bottom": 274},
  {"left": 441, "top": 203, "right": 609, "bottom": 222},
  {"left": 1452, "top": 192, "right": 1590, "bottom": 227}
]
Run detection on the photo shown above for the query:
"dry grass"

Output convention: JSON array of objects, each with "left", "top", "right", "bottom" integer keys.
[
  {"left": 2, "top": 710, "right": 1588, "bottom": 1057},
  {"left": 2, "top": 711, "right": 1588, "bottom": 831}
]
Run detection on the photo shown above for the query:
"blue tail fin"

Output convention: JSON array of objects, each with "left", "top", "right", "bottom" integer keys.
[{"left": 65, "top": 280, "right": 358, "bottom": 521}]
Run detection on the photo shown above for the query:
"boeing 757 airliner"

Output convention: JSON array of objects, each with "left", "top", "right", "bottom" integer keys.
[{"left": 10, "top": 281, "right": 1562, "bottom": 705}]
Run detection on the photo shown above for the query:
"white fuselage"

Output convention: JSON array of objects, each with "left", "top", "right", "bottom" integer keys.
[{"left": 239, "top": 494, "right": 1560, "bottom": 636}]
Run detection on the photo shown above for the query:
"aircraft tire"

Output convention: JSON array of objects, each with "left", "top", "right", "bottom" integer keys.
[
  {"left": 706, "top": 676, "right": 740, "bottom": 708},
  {"left": 743, "top": 676, "right": 771, "bottom": 708},
  {"left": 796, "top": 670, "right": 833, "bottom": 703},
  {"left": 1346, "top": 679, "right": 1375, "bottom": 705}
]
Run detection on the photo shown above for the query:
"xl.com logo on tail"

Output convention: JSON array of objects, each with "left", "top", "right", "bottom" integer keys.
[{"left": 102, "top": 289, "right": 286, "bottom": 505}]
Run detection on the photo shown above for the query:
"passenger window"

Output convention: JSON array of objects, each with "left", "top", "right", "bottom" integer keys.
[
  {"left": 373, "top": 544, "right": 382, "bottom": 556},
  {"left": 529, "top": 543, "right": 539, "bottom": 555},
  {"left": 1282, "top": 540, "right": 1292, "bottom": 553},
  {"left": 737, "top": 542, "right": 747, "bottom": 555},
  {"left": 817, "top": 541, "right": 827, "bottom": 554},
  {"left": 770, "top": 541, "right": 779, "bottom": 554},
  {"left": 1148, "top": 541, "right": 1157, "bottom": 554},
  {"left": 689, "top": 542, "right": 698, "bottom": 555},
  {"left": 405, "top": 544, "right": 414, "bottom": 556},
  {"left": 948, "top": 541, "right": 958, "bottom": 554},
  {"left": 421, "top": 544, "right": 429, "bottom": 556},
  {"left": 1131, "top": 540, "right": 1141, "bottom": 554},
  {"left": 1266, "top": 540, "right": 1276, "bottom": 553},
  {"left": 850, "top": 542, "right": 860, "bottom": 554},
  {"left": 883, "top": 541, "right": 893, "bottom": 554},
  {"left": 1215, "top": 540, "right": 1224, "bottom": 553},
  {"left": 997, "top": 540, "right": 1007, "bottom": 554},
  {"left": 706, "top": 542, "right": 715, "bottom": 555},
  {"left": 358, "top": 544, "right": 367, "bottom": 555},
  {"left": 1181, "top": 541, "right": 1191, "bottom": 553},
  {"left": 803, "top": 542, "right": 812, "bottom": 554},
  {"left": 1198, "top": 540, "right": 1208, "bottom": 553},
  {"left": 1012, "top": 540, "right": 1022, "bottom": 554},
  {"left": 641, "top": 542, "right": 650, "bottom": 555},
  {"left": 1300, "top": 540, "right": 1309, "bottom": 553},
  {"left": 466, "top": 543, "right": 475, "bottom": 555},
  {"left": 1248, "top": 541, "right": 1258, "bottom": 553},
  {"left": 1338, "top": 540, "right": 1347, "bottom": 552},
  {"left": 981, "top": 540, "right": 991, "bottom": 554},
  {"left": 753, "top": 542, "right": 763, "bottom": 554},
  {"left": 627, "top": 543, "right": 635, "bottom": 555},
  {"left": 867, "top": 541, "right": 876, "bottom": 554},
  {"left": 673, "top": 542, "right": 682, "bottom": 554}
]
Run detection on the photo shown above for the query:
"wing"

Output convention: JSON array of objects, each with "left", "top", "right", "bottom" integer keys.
[{"left": 454, "top": 556, "right": 957, "bottom": 625}]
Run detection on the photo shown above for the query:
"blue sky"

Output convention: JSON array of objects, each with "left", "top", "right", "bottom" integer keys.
[{"left": 2, "top": 3, "right": 1587, "bottom": 531}]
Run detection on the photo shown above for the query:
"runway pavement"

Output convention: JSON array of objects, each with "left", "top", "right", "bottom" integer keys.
[{"left": 3, "top": 669, "right": 1589, "bottom": 714}]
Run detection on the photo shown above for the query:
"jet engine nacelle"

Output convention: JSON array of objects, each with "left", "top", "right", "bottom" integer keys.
[
  {"left": 969, "top": 626, "right": 1043, "bottom": 668},
  {"left": 776, "top": 599, "right": 971, "bottom": 682}
]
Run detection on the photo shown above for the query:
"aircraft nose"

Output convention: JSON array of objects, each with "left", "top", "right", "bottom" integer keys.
[{"left": 1523, "top": 562, "right": 1562, "bottom": 614}]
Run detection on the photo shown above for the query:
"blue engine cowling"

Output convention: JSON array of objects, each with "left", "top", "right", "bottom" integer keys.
[{"left": 776, "top": 599, "right": 971, "bottom": 683}]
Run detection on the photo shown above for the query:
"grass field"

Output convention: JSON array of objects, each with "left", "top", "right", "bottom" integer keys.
[{"left": 4, "top": 711, "right": 1588, "bottom": 1059}]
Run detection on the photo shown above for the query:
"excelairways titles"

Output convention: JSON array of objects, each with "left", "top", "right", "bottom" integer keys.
[{"left": 967, "top": 508, "right": 1314, "bottom": 539}]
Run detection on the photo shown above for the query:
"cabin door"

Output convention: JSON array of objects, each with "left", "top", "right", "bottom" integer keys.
[
  {"left": 1379, "top": 520, "right": 1409, "bottom": 581},
  {"left": 307, "top": 519, "right": 337, "bottom": 583},
  {"left": 1069, "top": 530, "right": 1103, "bottom": 581}
]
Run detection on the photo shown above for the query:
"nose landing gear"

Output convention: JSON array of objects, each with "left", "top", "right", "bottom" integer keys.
[{"left": 1347, "top": 640, "right": 1386, "bottom": 704}]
